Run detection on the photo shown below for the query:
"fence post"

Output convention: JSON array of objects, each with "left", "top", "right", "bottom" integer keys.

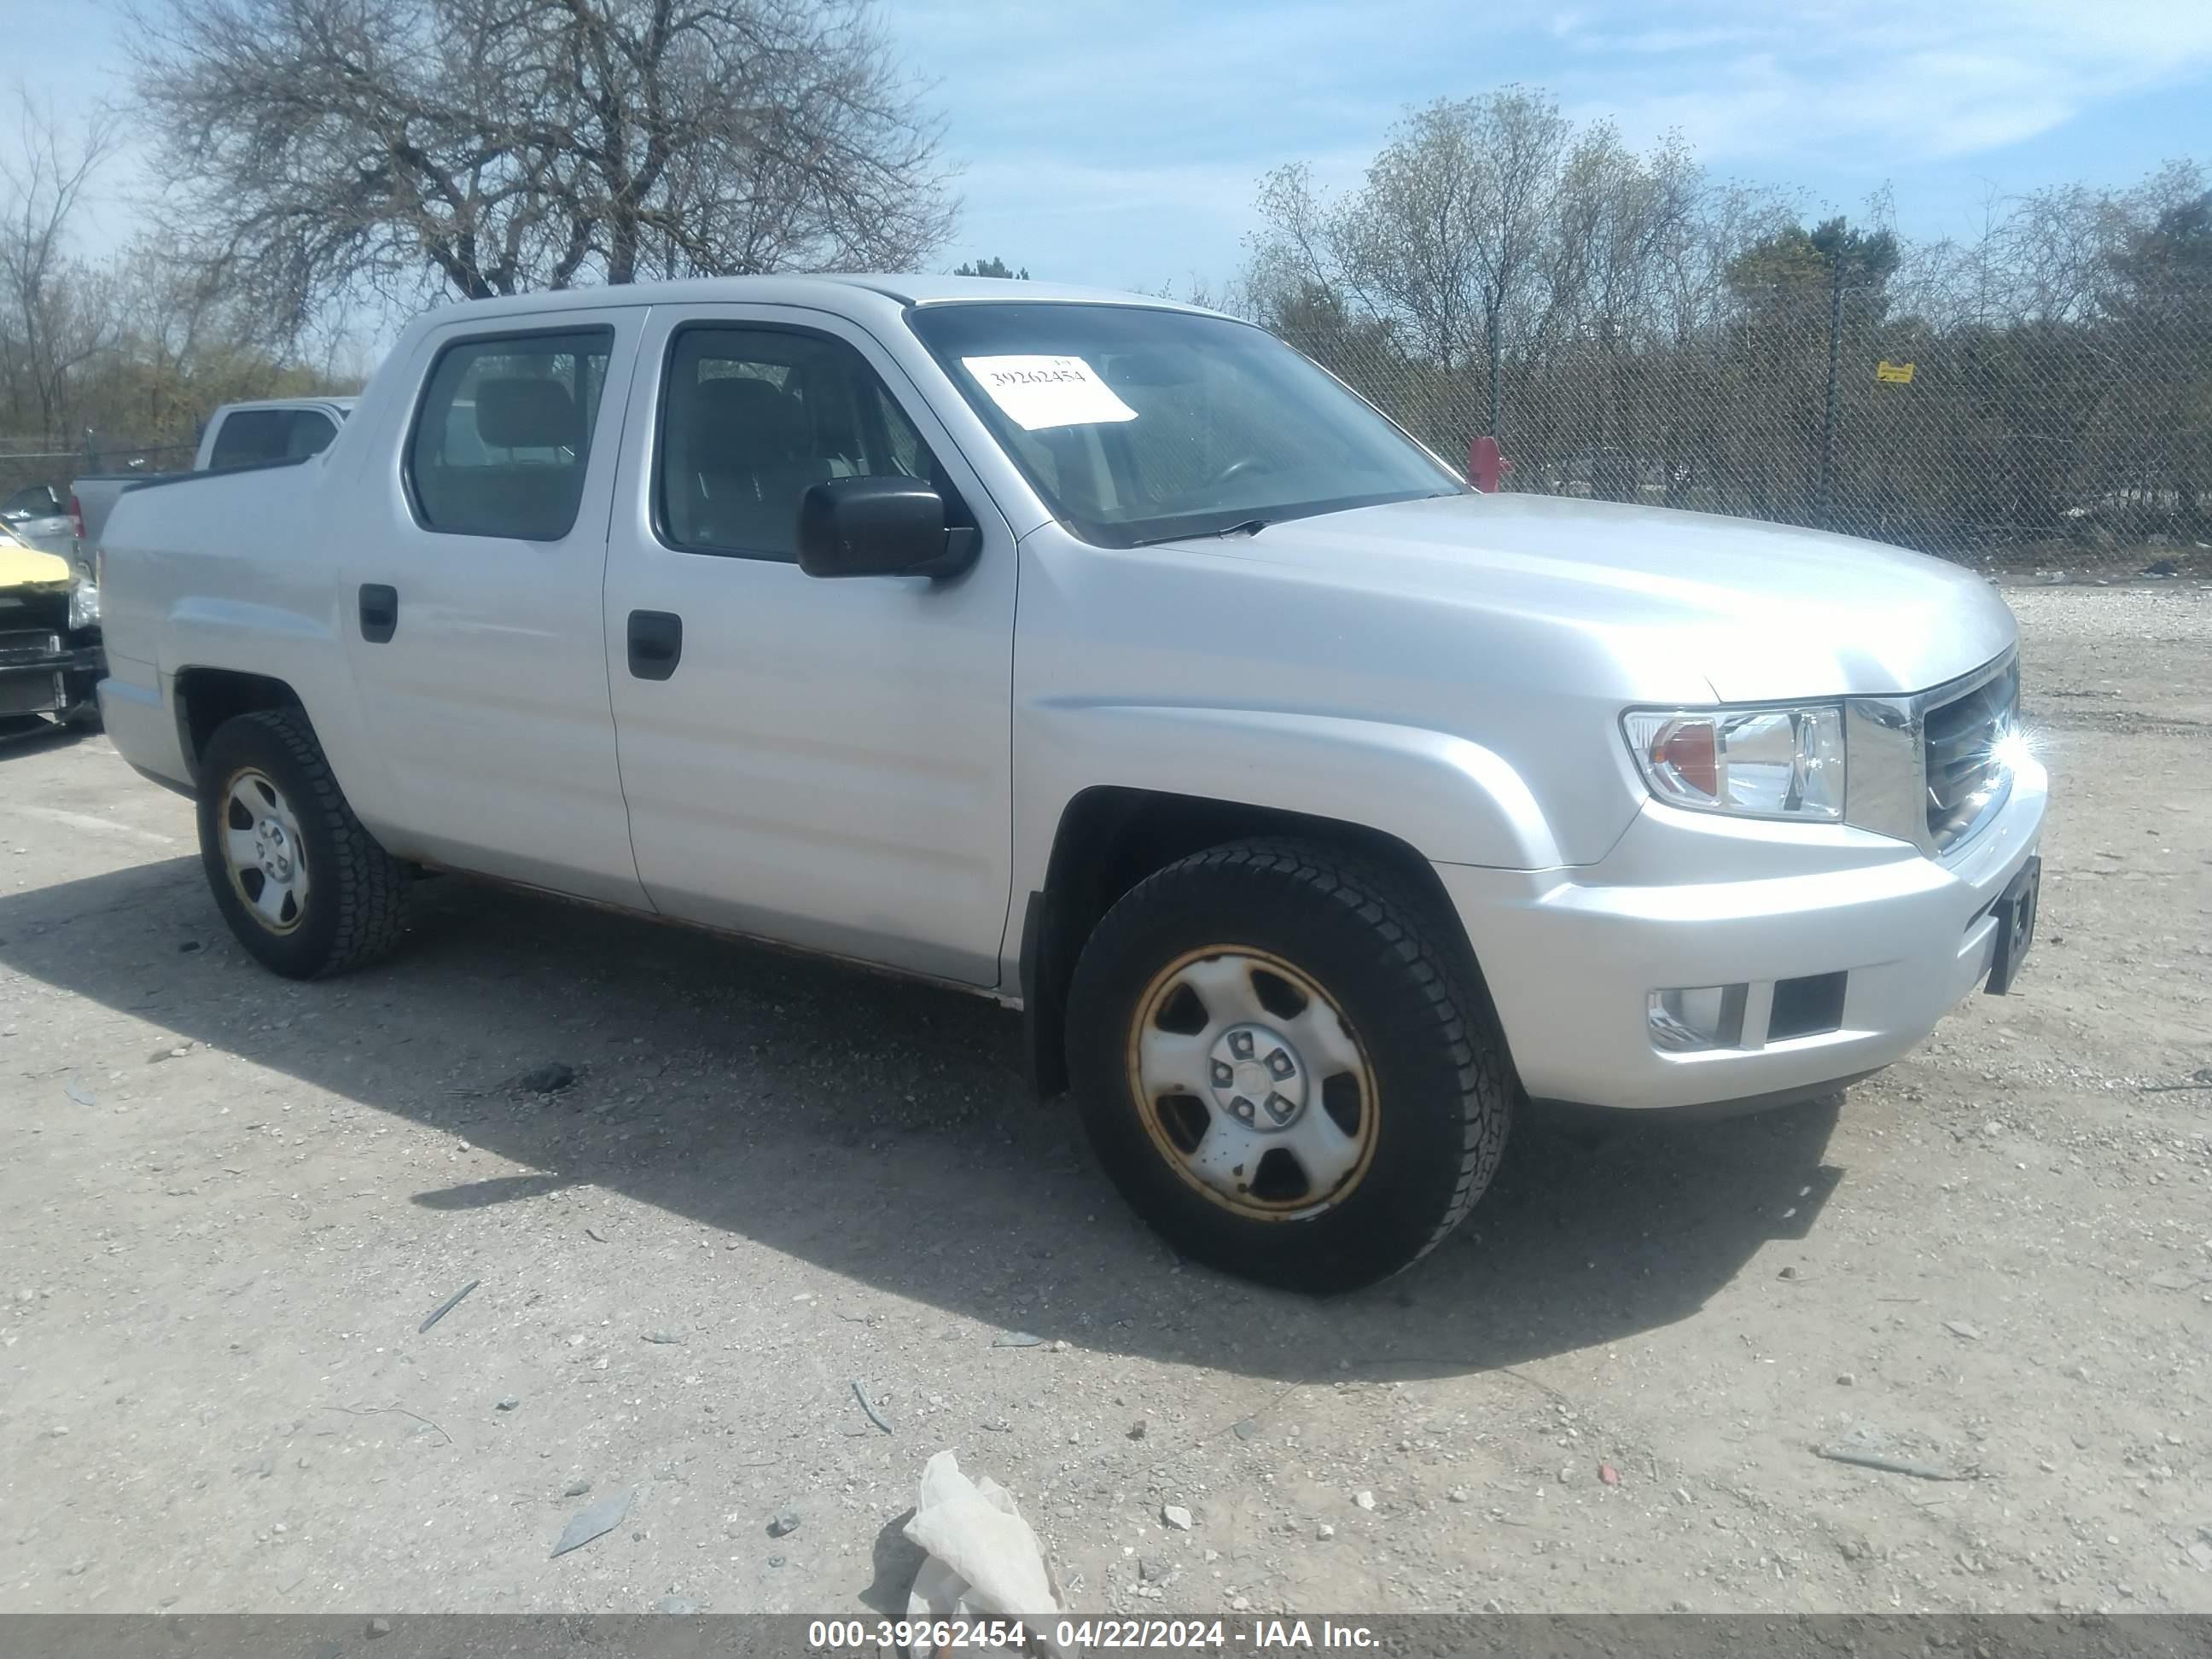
[
  {"left": 1486, "top": 309, "right": 1502, "bottom": 442},
  {"left": 1816, "top": 255, "right": 1843, "bottom": 530}
]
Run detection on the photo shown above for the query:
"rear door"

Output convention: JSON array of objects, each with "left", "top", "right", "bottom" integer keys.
[
  {"left": 602, "top": 303, "right": 1017, "bottom": 986},
  {"left": 336, "top": 310, "right": 649, "bottom": 906}
]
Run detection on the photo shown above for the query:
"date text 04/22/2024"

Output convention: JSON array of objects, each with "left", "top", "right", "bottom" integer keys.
[{"left": 805, "top": 1618, "right": 1379, "bottom": 1650}]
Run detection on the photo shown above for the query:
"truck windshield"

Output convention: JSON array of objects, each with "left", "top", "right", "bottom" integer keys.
[{"left": 906, "top": 303, "right": 1464, "bottom": 548}]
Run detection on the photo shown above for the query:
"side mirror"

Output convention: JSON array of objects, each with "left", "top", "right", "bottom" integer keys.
[{"left": 796, "top": 477, "right": 979, "bottom": 579}]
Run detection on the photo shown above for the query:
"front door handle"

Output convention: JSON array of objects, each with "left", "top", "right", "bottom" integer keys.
[
  {"left": 626, "top": 609, "right": 683, "bottom": 681},
  {"left": 358, "top": 583, "right": 398, "bottom": 643}
]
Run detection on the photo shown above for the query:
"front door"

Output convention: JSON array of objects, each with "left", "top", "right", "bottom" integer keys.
[
  {"left": 337, "top": 311, "right": 649, "bottom": 906},
  {"left": 602, "top": 304, "right": 1017, "bottom": 986}
]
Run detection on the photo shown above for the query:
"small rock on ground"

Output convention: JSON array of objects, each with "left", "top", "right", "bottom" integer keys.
[{"left": 550, "top": 1490, "right": 632, "bottom": 1558}]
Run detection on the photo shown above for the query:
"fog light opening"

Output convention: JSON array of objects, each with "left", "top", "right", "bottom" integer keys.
[{"left": 1648, "top": 984, "right": 1748, "bottom": 1053}]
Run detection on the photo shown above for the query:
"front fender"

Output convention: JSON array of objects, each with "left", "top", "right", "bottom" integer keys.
[{"left": 1018, "top": 700, "right": 1565, "bottom": 877}]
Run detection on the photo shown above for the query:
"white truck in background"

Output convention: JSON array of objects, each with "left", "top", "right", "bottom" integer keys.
[{"left": 71, "top": 397, "right": 358, "bottom": 567}]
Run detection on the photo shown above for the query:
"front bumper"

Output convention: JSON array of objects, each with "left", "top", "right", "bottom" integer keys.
[
  {"left": 0, "top": 622, "right": 102, "bottom": 719},
  {"left": 1438, "top": 754, "right": 2048, "bottom": 1110}
]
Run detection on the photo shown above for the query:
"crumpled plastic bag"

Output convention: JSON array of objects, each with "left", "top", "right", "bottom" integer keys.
[{"left": 903, "top": 1449, "right": 1074, "bottom": 1656}]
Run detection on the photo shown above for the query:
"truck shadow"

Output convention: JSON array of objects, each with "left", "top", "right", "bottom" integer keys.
[
  {"left": 0, "top": 715, "right": 94, "bottom": 753},
  {"left": 0, "top": 859, "right": 1843, "bottom": 1383}
]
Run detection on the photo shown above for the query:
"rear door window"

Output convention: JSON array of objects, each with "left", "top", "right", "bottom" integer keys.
[
  {"left": 207, "top": 410, "right": 294, "bottom": 469},
  {"left": 405, "top": 329, "right": 614, "bottom": 539},
  {"left": 2, "top": 485, "right": 61, "bottom": 516}
]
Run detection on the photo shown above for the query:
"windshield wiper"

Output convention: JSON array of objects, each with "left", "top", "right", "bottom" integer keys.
[{"left": 1129, "top": 518, "right": 1269, "bottom": 548}]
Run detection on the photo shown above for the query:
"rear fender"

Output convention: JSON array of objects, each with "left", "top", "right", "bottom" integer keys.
[{"left": 160, "top": 597, "right": 388, "bottom": 829}]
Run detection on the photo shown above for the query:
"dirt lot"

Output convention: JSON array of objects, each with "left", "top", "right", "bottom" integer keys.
[{"left": 2, "top": 579, "right": 2209, "bottom": 1619}]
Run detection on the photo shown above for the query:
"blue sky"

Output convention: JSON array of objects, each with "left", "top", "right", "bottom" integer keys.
[
  {"left": 902, "top": 0, "right": 2212, "bottom": 288},
  {"left": 11, "top": 0, "right": 2212, "bottom": 293}
]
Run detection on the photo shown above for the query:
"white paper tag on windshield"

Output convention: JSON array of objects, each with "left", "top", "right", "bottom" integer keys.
[{"left": 960, "top": 355, "right": 1138, "bottom": 431}]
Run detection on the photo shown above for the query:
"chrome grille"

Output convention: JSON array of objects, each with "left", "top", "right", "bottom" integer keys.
[{"left": 1923, "top": 660, "right": 2018, "bottom": 850}]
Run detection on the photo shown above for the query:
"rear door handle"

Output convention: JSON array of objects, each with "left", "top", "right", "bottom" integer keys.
[
  {"left": 358, "top": 583, "right": 398, "bottom": 643},
  {"left": 626, "top": 609, "right": 683, "bottom": 681}
]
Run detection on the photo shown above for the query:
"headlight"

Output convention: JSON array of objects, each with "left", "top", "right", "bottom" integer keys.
[
  {"left": 67, "top": 573, "right": 100, "bottom": 630},
  {"left": 1622, "top": 704, "right": 1846, "bottom": 821}
]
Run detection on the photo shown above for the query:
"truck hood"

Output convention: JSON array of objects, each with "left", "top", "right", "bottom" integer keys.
[
  {"left": 1175, "top": 492, "right": 2016, "bottom": 701},
  {"left": 0, "top": 540, "right": 73, "bottom": 595}
]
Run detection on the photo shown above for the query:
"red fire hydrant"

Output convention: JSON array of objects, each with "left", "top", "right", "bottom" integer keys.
[{"left": 1468, "top": 434, "right": 1511, "bottom": 493}]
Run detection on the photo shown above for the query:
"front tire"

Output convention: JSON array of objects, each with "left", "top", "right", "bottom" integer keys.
[
  {"left": 1066, "top": 840, "right": 1513, "bottom": 1293},
  {"left": 196, "top": 708, "right": 406, "bottom": 978}
]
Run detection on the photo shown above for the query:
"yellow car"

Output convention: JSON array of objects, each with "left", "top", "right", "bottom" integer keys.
[{"left": 0, "top": 517, "right": 102, "bottom": 730}]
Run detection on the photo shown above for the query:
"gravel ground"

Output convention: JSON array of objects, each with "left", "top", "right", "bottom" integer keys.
[{"left": 2, "top": 578, "right": 2208, "bottom": 1618}]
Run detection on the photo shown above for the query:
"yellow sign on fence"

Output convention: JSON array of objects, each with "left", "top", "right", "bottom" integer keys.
[{"left": 1876, "top": 360, "right": 1916, "bottom": 384}]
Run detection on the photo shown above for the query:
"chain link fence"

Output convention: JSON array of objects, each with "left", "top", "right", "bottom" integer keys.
[
  {"left": 0, "top": 435, "right": 199, "bottom": 508},
  {"left": 0, "top": 440, "right": 83, "bottom": 509},
  {"left": 9, "top": 294, "right": 2209, "bottom": 574},
  {"left": 1302, "top": 283, "right": 2211, "bottom": 570}
]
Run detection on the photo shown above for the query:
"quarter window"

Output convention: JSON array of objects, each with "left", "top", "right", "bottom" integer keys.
[
  {"left": 658, "top": 326, "right": 946, "bottom": 561},
  {"left": 407, "top": 329, "right": 614, "bottom": 539}
]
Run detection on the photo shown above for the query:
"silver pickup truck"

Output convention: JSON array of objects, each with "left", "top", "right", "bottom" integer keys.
[{"left": 92, "top": 276, "right": 2046, "bottom": 1290}]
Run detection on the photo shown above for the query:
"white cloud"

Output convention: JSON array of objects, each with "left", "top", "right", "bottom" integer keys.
[{"left": 1550, "top": 0, "right": 2212, "bottom": 163}]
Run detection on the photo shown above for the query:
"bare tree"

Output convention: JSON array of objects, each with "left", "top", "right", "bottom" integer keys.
[
  {"left": 129, "top": 0, "right": 958, "bottom": 339},
  {"left": 1260, "top": 90, "right": 1575, "bottom": 375},
  {"left": 1246, "top": 89, "right": 1796, "bottom": 459},
  {"left": 0, "top": 110, "right": 357, "bottom": 503},
  {"left": 1260, "top": 93, "right": 1787, "bottom": 363},
  {"left": 1246, "top": 93, "right": 2209, "bottom": 555},
  {"left": 0, "top": 96, "right": 125, "bottom": 435}
]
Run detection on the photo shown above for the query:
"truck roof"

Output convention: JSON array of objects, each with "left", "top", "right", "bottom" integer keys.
[
  {"left": 411, "top": 273, "right": 1220, "bottom": 324},
  {"left": 213, "top": 396, "right": 361, "bottom": 414}
]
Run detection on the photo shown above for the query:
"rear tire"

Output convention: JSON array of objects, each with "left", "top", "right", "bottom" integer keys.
[
  {"left": 196, "top": 708, "right": 406, "bottom": 978},
  {"left": 1066, "top": 839, "right": 1513, "bottom": 1293}
]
